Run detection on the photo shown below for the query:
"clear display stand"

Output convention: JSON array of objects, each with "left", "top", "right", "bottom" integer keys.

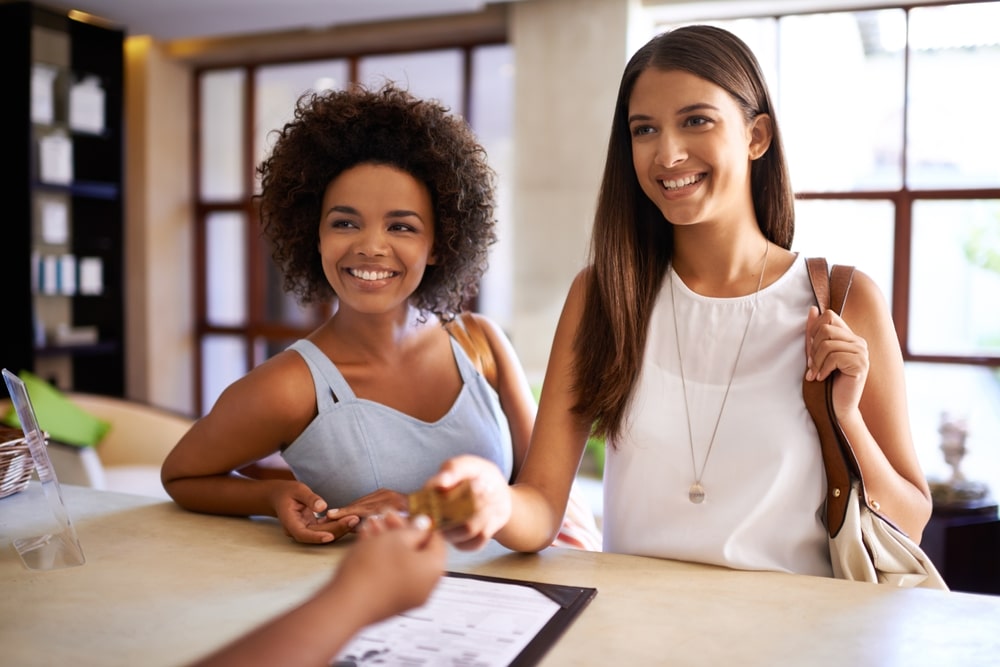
[{"left": 1, "top": 369, "right": 86, "bottom": 569}]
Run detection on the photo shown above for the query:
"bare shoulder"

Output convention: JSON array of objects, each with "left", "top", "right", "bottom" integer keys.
[
  {"left": 467, "top": 265, "right": 588, "bottom": 356},
  {"left": 559, "top": 267, "right": 591, "bottom": 326},
  {"left": 840, "top": 268, "right": 902, "bottom": 354},
  {"left": 464, "top": 312, "right": 509, "bottom": 348},
  {"left": 463, "top": 312, "right": 522, "bottom": 377},
  {"left": 570, "top": 266, "right": 592, "bottom": 291},
  {"left": 841, "top": 268, "right": 891, "bottom": 324},
  {"left": 207, "top": 348, "right": 317, "bottom": 441}
]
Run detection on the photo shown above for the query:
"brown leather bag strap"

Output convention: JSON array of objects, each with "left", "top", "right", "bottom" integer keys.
[
  {"left": 803, "top": 257, "right": 858, "bottom": 538},
  {"left": 805, "top": 257, "right": 831, "bottom": 314},
  {"left": 829, "top": 264, "right": 854, "bottom": 318},
  {"left": 444, "top": 312, "right": 498, "bottom": 390},
  {"left": 805, "top": 258, "right": 854, "bottom": 317}
]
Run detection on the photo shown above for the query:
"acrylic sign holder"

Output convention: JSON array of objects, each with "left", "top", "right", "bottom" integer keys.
[{"left": 1, "top": 369, "right": 86, "bottom": 569}]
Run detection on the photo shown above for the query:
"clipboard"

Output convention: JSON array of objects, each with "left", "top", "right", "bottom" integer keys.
[
  {"left": 332, "top": 570, "right": 597, "bottom": 667},
  {"left": 446, "top": 571, "right": 598, "bottom": 666}
]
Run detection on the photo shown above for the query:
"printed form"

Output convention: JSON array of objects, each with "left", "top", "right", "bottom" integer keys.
[{"left": 331, "top": 574, "right": 562, "bottom": 666}]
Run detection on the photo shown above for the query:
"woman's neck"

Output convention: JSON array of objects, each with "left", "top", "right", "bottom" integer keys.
[{"left": 671, "top": 233, "right": 770, "bottom": 298}]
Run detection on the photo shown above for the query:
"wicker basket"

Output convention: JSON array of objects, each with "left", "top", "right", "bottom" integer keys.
[{"left": 0, "top": 425, "right": 34, "bottom": 499}]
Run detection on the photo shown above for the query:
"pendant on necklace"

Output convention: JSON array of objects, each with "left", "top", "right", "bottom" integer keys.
[{"left": 688, "top": 482, "right": 706, "bottom": 504}]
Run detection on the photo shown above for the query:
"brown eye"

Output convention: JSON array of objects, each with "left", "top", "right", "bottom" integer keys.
[{"left": 684, "top": 116, "right": 711, "bottom": 128}]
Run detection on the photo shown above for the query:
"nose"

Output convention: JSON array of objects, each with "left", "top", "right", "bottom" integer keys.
[
  {"left": 655, "top": 132, "right": 687, "bottom": 167},
  {"left": 354, "top": 226, "right": 388, "bottom": 257}
]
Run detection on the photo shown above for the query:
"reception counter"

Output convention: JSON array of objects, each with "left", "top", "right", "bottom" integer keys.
[{"left": 2, "top": 485, "right": 999, "bottom": 666}]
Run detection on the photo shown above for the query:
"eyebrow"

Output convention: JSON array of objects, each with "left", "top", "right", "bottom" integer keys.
[
  {"left": 325, "top": 205, "right": 425, "bottom": 221},
  {"left": 386, "top": 209, "right": 424, "bottom": 221},
  {"left": 627, "top": 102, "right": 721, "bottom": 124}
]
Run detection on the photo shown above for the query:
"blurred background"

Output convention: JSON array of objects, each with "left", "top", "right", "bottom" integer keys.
[{"left": 5, "top": 0, "right": 1000, "bottom": 500}]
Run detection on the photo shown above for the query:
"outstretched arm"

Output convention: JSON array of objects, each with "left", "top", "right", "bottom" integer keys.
[
  {"left": 161, "top": 351, "right": 359, "bottom": 544},
  {"left": 189, "top": 512, "right": 446, "bottom": 667},
  {"left": 428, "top": 272, "right": 592, "bottom": 552}
]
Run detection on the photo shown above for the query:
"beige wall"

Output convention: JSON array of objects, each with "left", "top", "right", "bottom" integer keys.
[
  {"left": 124, "top": 0, "right": 645, "bottom": 413},
  {"left": 508, "top": 0, "right": 638, "bottom": 380},
  {"left": 124, "top": 38, "right": 194, "bottom": 414}
]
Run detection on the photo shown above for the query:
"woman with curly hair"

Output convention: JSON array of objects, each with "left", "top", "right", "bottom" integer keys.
[{"left": 161, "top": 83, "right": 559, "bottom": 546}]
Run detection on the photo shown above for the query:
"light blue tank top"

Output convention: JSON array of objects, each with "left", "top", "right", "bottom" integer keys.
[{"left": 280, "top": 338, "right": 513, "bottom": 509}]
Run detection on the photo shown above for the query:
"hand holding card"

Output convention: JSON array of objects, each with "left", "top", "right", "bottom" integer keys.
[{"left": 407, "top": 479, "right": 476, "bottom": 530}]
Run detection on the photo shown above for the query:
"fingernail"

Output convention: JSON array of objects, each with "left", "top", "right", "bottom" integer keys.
[
  {"left": 347, "top": 516, "right": 360, "bottom": 528},
  {"left": 412, "top": 514, "right": 432, "bottom": 531}
]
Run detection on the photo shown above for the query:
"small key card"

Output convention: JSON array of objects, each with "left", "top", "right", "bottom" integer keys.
[{"left": 407, "top": 480, "right": 476, "bottom": 530}]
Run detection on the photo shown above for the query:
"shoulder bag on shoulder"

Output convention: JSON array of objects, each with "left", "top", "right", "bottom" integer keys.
[{"left": 803, "top": 257, "right": 947, "bottom": 590}]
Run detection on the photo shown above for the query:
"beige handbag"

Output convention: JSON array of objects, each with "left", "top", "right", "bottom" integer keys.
[{"left": 803, "top": 258, "right": 948, "bottom": 590}]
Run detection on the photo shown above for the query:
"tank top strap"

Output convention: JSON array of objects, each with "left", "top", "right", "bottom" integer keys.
[
  {"left": 287, "top": 339, "right": 356, "bottom": 411},
  {"left": 448, "top": 335, "right": 480, "bottom": 385}
]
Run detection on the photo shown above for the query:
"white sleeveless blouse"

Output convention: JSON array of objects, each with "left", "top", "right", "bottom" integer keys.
[{"left": 603, "top": 254, "right": 832, "bottom": 576}]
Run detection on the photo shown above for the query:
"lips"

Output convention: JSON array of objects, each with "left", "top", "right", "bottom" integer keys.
[
  {"left": 346, "top": 267, "right": 398, "bottom": 281},
  {"left": 659, "top": 173, "right": 705, "bottom": 191}
]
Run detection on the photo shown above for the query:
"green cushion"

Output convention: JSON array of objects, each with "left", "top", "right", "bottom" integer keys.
[{"left": 2, "top": 371, "right": 111, "bottom": 447}]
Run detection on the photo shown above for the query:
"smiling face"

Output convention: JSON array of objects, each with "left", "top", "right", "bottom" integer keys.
[
  {"left": 318, "top": 163, "right": 436, "bottom": 316},
  {"left": 627, "top": 67, "right": 771, "bottom": 231}
]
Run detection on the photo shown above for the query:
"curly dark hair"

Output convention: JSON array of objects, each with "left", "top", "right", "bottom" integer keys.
[{"left": 255, "top": 82, "right": 497, "bottom": 320}]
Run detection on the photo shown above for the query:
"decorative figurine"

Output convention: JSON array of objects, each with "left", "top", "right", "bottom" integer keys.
[{"left": 929, "top": 412, "right": 992, "bottom": 507}]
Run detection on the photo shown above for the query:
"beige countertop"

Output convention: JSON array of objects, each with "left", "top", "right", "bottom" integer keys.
[{"left": 2, "top": 484, "right": 999, "bottom": 666}]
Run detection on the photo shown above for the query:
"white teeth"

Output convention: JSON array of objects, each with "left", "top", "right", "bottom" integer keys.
[
  {"left": 660, "top": 174, "right": 703, "bottom": 190},
  {"left": 351, "top": 269, "right": 393, "bottom": 281}
]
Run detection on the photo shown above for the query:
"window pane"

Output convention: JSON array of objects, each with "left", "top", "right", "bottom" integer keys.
[
  {"left": 910, "top": 199, "right": 1000, "bottom": 356},
  {"left": 779, "top": 11, "right": 905, "bottom": 192},
  {"left": 470, "top": 43, "right": 515, "bottom": 322},
  {"left": 206, "top": 212, "right": 247, "bottom": 326},
  {"left": 358, "top": 49, "right": 463, "bottom": 114},
  {"left": 201, "top": 335, "right": 247, "bottom": 415},
  {"left": 907, "top": 3, "right": 1000, "bottom": 189},
  {"left": 259, "top": 238, "right": 325, "bottom": 328},
  {"left": 703, "top": 19, "right": 778, "bottom": 90},
  {"left": 469, "top": 44, "right": 513, "bottom": 153},
  {"left": 199, "top": 69, "right": 246, "bottom": 201},
  {"left": 254, "top": 61, "right": 345, "bottom": 327},
  {"left": 254, "top": 59, "right": 348, "bottom": 191},
  {"left": 791, "top": 199, "right": 895, "bottom": 301}
]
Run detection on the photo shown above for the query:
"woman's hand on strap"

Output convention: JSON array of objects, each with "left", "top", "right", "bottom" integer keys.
[
  {"left": 423, "top": 455, "right": 512, "bottom": 551},
  {"left": 805, "top": 305, "right": 869, "bottom": 419}
]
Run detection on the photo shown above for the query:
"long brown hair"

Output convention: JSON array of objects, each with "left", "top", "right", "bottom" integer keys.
[{"left": 572, "top": 25, "right": 795, "bottom": 442}]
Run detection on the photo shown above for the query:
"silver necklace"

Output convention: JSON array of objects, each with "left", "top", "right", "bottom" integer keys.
[{"left": 671, "top": 242, "right": 769, "bottom": 504}]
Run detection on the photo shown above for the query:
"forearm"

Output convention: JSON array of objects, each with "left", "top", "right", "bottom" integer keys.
[
  {"left": 163, "top": 474, "right": 288, "bottom": 518},
  {"left": 839, "top": 411, "right": 932, "bottom": 541},
  {"left": 190, "top": 586, "right": 365, "bottom": 667},
  {"left": 494, "top": 483, "right": 566, "bottom": 552}
]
